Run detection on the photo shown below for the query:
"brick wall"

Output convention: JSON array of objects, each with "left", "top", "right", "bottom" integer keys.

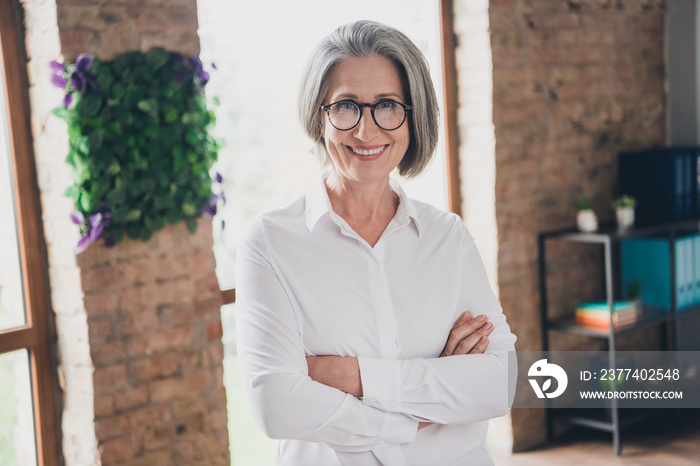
[
  {"left": 22, "top": 0, "right": 229, "bottom": 464},
  {"left": 487, "top": 0, "right": 667, "bottom": 451}
]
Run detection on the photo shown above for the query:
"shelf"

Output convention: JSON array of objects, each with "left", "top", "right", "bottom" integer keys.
[
  {"left": 677, "top": 303, "right": 700, "bottom": 318},
  {"left": 540, "top": 218, "right": 700, "bottom": 243},
  {"left": 547, "top": 305, "right": 674, "bottom": 337},
  {"left": 537, "top": 218, "right": 697, "bottom": 454},
  {"left": 551, "top": 408, "right": 664, "bottom": 433}
]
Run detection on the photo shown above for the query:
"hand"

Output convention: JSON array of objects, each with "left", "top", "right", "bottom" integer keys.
[
  {"left": 440, "top": 311, "right": 493, "bottom": 357},
  {"left": 306, "top": 355, "right": 363, "bottom": 397}
]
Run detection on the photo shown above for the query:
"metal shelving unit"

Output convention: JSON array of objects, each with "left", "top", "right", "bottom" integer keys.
[{"left": 538, "top": 219, "right": 700, "bottom": 455}]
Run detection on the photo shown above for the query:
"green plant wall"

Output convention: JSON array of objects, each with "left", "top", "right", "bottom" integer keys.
[{"left": 51, "top": 48, "right": 223, "bottom": 252}]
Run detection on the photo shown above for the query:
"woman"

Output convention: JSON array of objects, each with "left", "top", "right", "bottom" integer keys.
[{"left": 235, "top": 20, "right": 517, "bottom": 465}]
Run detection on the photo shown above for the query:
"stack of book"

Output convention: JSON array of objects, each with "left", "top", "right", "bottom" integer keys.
[{"left": 575, "top": 300, "right": 640, "bottom": 330}]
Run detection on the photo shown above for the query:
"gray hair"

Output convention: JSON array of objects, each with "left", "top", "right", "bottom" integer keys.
[{"left": 298, "top": 20, "right": 439, "bottom": 178}]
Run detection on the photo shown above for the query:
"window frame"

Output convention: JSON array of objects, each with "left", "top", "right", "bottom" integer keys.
[
  {"left": 439, "top": 0, "right": 461, "bottom": 215},
  {"left": 0, "top": 0, "right": 61, "bottom": 464}
]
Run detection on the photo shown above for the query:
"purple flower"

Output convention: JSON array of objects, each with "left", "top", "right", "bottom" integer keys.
[
  {"left": 49, "top": 60, "right": 65, "bottom": 72},
  {"left": 75, "top": 53, "right": 93, "bottom": 72},
  {"left": 211, "top": 62, "right": 217, "bottom": 70},
  {"left": 221, "top": 219, "right": 226, "bottom": 230},
  {"left": 71, "top": 72, "right": 86, "bottom": 93},
  {"left": 63, "top": 93, "right": 74, "bottom": 109},
  {"left": 51, "top": 74, "right": 67, "bottom": 88},
  {"left": 215, "top": 172, "right": 223, "bottom": 183},
  {"left": 70, "top": 211, "right": 84, "bottom": 225},
  {"left": 199, "top": 71, "right": 210, "bottom": 86},
  {"left": 219, "top": 191, "right": 226, "bottom": 205},
  {"left": 188, "top": 56, "right": 203, "bottom": 72},
  {"left": 199, "top": 194, "right": 219, "bottom": 218},
  {"left": 88, "top": 212, "right": 103, "bottom": 229},
  {"left": 75, "top": 234, "right": 91, "bottom": 254},
  {"left": 89, "top": 222, "right": 104, "bottom": 242}
]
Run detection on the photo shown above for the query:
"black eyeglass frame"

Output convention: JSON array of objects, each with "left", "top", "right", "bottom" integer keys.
[{"left": 320, "top": 99, "right": 413, "bottom": 131}]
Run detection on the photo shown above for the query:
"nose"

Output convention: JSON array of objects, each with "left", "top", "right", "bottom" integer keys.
[{"left": 352, "top": 107, "right": 381, "bottom": 141}]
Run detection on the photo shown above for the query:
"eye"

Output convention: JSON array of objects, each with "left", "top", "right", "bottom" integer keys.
[
  {"left": 335, "top": 101, "right": 358, "bottom": 112},
  {"left": 376, "top": 100, "right": 401, "bottom": 111}
]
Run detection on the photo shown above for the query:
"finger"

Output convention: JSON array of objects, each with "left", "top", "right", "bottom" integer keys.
[
  {"left": 451, "top": 311, "right": 471, "bottom": 330},
  {"left": 442, "top": 315, "right": 489, "bottom": 356},
  {"left": 442, "top": 320, "right": 494, "bottom": 357},
  {"left": 453, "top": 325, "right": 492, "bottom": 355},
  {"left": 468, "top": 336, "right": 489, "bottom": 354}
]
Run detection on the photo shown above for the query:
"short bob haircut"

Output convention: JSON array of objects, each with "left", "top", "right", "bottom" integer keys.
[{"left": 299, "top": 20, "right": 439, "bottom": 179}]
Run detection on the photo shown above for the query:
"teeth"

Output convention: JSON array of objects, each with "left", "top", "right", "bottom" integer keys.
[{"left": 351, "top": 146, "right": 384, "bottom": 156}]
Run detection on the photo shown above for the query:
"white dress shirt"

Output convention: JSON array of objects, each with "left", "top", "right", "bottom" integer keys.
[{"left": 235, "top": 174, "right": 517, "bottom": 466}]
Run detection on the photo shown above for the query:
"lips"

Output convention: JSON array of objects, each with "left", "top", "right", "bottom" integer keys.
[{"left": 348, "top": 145, "right": 388, "bottom": 158}]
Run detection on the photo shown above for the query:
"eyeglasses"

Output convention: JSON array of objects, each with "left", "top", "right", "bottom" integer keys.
[{"left": 321, "top": 99, "right": 412, "bottom": 131}]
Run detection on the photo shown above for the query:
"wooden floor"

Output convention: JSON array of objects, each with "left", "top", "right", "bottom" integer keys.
[{"left": 485, "top": 411, "right": 700, "bottom": 465}]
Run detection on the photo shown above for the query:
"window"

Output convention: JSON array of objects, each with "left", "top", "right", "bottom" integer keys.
[{"left": 0, "top": 1, "right": 60, "bottom": 465}]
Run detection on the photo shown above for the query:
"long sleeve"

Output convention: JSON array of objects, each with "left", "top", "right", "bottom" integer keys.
[
  {"left": 357, "top": 221, "right": 517, "bottom": 425},
  {"left": 234, "top": 217, "right": 419, "bottom": 452}
]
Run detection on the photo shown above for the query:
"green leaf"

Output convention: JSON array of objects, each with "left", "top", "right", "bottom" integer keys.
[
  {"left": 182, "top": 202, "right": 197, "bottom": 217},
  {"left": 126, "top": 224, "right": 140, "bottom": 239},
  {"left": 186, "top": 219, "right": 198, "bottom": 234},
  {"left": 88, "top": 130, "right": 104, "bottom": 150},
  {"left": 167, "top": 211, "right": 183, "bottom": 224},
  {"left": 106, "top": 187, "right": 127, "bottom": 204},
  {"left": 79, "top": 94, "right": 102, "bottom": 118},
  {"left": 139, "top": 229, "right": 153, "bottom": 242},
  {"left": 64, "top": 185, "right": 80, "bottom": 199},
  {"left": 145, "top": 47, "right": 168, "bottom": 70},
  {"left": 91, "top": 179, "right": 110, "bottom": 200},
  {"left": 153, "top": 216, "right": 167, "bottom": 230},
  {"left": 125, "top": 209, "right": 142, "bottom": 221},
  {"left": 96, "top": 68, "right": 114, "bottom": 91},
  {"left": 164, "top": 108, "right": 178, "bottom": 123},
  {"left": 111, "top": 82, "right": 125, "bottom": 99},
  {"left": 137, "top": 99, "right": 158, "bottom": 117},
  {"left": 79, "top": 192, "right": 96, "bottom": 212},
  {"left": 143, "top": 216, "right": 154, "bottom": 232},
  {"left": 106, "top": 161, "right": 121, "bottom": 175},
  {"left": 51, "top": 106, "right": 71, "bottom": 121}
]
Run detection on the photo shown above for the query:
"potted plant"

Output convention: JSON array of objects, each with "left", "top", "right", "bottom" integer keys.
[
  {"left": 612, "top": 195, "right": 636, "bottom": 230},
  {"left": 576, "top": 198, "right": 598, "bottom": 232}
]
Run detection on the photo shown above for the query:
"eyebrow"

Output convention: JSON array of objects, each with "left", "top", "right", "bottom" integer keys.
[{"left": 334, "top": 92, "right": 403, "bottom": 101}]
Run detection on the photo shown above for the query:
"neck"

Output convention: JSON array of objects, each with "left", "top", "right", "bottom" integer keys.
[{"left": 325, "top": 172, "right": 398, "bottom": 227}]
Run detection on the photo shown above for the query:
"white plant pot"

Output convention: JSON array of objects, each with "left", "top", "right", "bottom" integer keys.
[
  {"left": 577, "top": 209, "right": 598, "bottom": 232},
  {"left": 616, "top": 207, "right": 635, "bottom": 230}
]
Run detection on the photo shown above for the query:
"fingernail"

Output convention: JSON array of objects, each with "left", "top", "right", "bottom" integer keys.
[
  {"left": 476, "top": 314, "right": 486, "bottom": 321},
  {"left": 480, "top": 336, "right": 487, "bottom": 343}
]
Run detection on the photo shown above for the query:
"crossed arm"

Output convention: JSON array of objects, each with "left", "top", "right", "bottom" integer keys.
[{"left": 305, "top": 310, "right": 495, "bottom": 398}]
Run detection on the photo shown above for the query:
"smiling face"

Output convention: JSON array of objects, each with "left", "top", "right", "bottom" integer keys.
[{"left": 322, "top": 54, "right": 411, "bottom": 189}]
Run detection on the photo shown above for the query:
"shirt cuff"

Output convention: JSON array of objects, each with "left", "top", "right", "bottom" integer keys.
[
  {"left": 374, "top": 411, "right": 418, "bottom": 447},
  {"left": 358, "top": 356, "right": 402, "bottom": 412}
]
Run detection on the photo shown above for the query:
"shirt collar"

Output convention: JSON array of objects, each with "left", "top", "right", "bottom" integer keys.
[{"left": 304, "top": 173, "right": 422, "bottom": 237}]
